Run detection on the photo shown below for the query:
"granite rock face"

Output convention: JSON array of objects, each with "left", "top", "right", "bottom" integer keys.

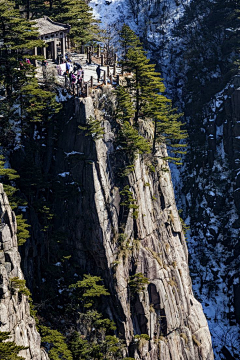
[
  {"left": 0, "top": 184, "right": 48, "bottom": 360},
  {"left": 51, "top": 91, "right": 214, "bottom": 360}
]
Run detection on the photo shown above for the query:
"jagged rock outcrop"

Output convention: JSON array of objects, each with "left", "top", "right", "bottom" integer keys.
[
  {"left": 48, "top": 90, "right": 214, "bottom": 360},
  {"left": 0, "top": 184, "right": 48, "bottom": 360}
]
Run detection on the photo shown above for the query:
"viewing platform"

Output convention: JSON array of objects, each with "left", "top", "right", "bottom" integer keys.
[{"left": 36, "top": 45, "right": 124, "bottom": 98}]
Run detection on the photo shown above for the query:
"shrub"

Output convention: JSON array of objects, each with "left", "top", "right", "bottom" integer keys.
[
  {"left": 147, "top": 248, "right": 162, "bottom": 267},
  {"left": 10, "top": 277, "right": 31, "bottom": 297},
  {"left": 119, "top": 164, "right": 135, "bottom": 177},
  {"left": 16, "top": 214, "right": 30, "bottom": 246},
  {"left": 39, "top": 325, "right": 73, "bottom": 360},
  {"left": 192, "top": 334, "right": 201, "bottom": 347},
  {"left": 69, "top": 274, "right": 110, "bottom": 309},
  {"left": 178, "top": 209, "right": 190, "bottom": 237},
  {"left": 128, "top": 273, "right": 149, "bottom": 294},
  {"left": 120, "top": 185, "right": 139, "bottom": 219},
  {"left": 134, "top": 334, "right": 150, "bottom": 341},
  {"left": 79, "top": 116, "right": 104, "bottom": 140},
  {"left": 0, "top": 331, "right": 27, "bottom": 360}
]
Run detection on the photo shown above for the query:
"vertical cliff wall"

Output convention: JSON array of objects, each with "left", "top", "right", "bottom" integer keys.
[
  {"left": 42, "top": 90, "right": 214, "bottom": 359},
  {"left": 0, "top": 184, "right": 48, "bottom": 360}
]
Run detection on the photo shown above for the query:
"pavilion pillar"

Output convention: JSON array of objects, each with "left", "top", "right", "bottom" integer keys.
[
  {"left": 34, "top": 47, "right": 38, "bottom": 67},
  {"left": 43, "top": 46, "right": 47, "bottom": 59},
  {"left": 67, "top": 36, "right": 70, "bottom": 51},
  {"left": 53, "top": 38, "right": 57, "bottom": 61},
  {"left": 61, "top": 36, "right": 66, "bottom": 58}
]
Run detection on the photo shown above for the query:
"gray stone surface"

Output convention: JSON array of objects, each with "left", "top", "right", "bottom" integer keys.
[
  {"left": 0, "top": 184, "right": 48, "bottom": 360},
  {"left": 52, "top": 94, "right": 214, "bottom": 359}
]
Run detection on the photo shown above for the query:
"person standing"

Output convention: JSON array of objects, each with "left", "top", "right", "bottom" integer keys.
[
  {"left": 71, "top": 73, "right": 76, "bottom": 85},
  {"left": 66, "top": 60, "right": 70, "bottom": 74},
  {"left": 96, "top": 65, "right": 102, "bottom": 82},
  {"left": 77, "top": 65, "right": 82, "bottom": 77}
]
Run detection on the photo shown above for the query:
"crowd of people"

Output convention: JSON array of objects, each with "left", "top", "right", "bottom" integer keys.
[
  {"left": 18, "top": 53, "right": 104, "bottom": 98},
  {"left": 57, "top": 55, "right": 85, "bottom": 88},
  {"left": 39, "top": 52, "right": 106, "bottom": 96},
  {"left": 68, "top": 63, "right": 84, "bottom": 88}
]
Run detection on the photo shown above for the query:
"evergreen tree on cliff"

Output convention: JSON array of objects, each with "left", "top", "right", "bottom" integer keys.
[
  {"left": 0, "top": 0, "right": 61, "bottom": 147},
  {"left": 0, "top": 331, "right": 27, "bottom": 359},
  {"left": 0, "top": 0, "right": 42, "bottom": 96},
  {"left": 119, "top": 23, "right": 141, "bottom": 60},
  {"left": 118, "top": 25, "right": 187, "bottom": 162},
  {"left": 53, "top": 0, "right": 99, "bottom": 47},
  {"left": 115, "top": 86, "right": 135, "bottom": 123}
]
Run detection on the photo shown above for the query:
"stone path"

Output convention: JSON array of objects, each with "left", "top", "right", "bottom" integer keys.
[{"left": 36, "top": 52, "right": 121, "bottom": 91}]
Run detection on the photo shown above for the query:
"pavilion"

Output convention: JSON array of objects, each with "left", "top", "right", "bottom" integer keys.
[{"left": 33, "top": 16, "right": 70, "bottom": 61}]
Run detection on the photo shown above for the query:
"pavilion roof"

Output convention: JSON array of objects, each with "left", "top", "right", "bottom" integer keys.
[{"left": 33, "top": 16, "right": 70, "bottom": 36}]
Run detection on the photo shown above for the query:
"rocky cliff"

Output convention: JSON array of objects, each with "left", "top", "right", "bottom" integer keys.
[
  {"left": 88, "top": 0, "right": 240, "bottom": 357},
  {"left": 5, "top": 79, "right": 215, "bottom": 358},
  {"left": 33, "top": 89, "right": 213, "bottom": 359},
  {"left": 0, "top": 184, "right": 48, "bottom": 360}
]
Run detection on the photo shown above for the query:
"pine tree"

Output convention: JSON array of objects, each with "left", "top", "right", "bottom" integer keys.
[
  {"left": 20, "top": 78, "right": 61, "bottom": 123},
  {"left": 39, "top": 326, "right": 73, "bottom": 360},
  {"left": 128, "top": 272, "right": 149, "bottom": 294},
  {"left": 115, "top": 86, "right": 150, "bottom": 161},
  {"left": 10, "top": 277, "right": 31, "bottom": 296},
  {"left": 118, "top": 122, "right": 151, "bottom": 162},
  {"left": 16, "top": 214, "right": 31, "bottom": 246},
  {"left": 69, "top": 314, "right": 119, "bottom": 360},
  {"left": 145, "top": 93, "right": 187, "bottom": 160},
  {"left": 69, "top": 274, "right": 110, "bottom": 309},
  {"left": 118, "top": 25, "right": 187, "bottom": 164},
  {"left": 119, "top": 23, "right": 141, "bottom": 60},
  {"left": 53, "top": 0, "right": 99, "bottom": 48},
  {"left": 69, "top": 333, "right": 90, "bottom": 360},
  {"left": 15, "top": 0, "right": 51, "bottom": 18},
  {"left": 0, "top": 154, "right": 20, "bottom": 208},
  {"left": 0, "top": 331, "right": 27, "bottom": 360},
  {"left": 0, "top": 0, "right": 61, "bottom": 146},
  {"left": 0, "top": 155, "right": 19, "bottom": 181},
  {"left": 115, "top": 86, "right": 135, "bottom": 123},
  {"left": 123, "top": 44, "right": 165, "bottom": 126},
  {"left": 0, "top": 154, "right": 31, "bottom": 245},
  {"left": 0, "top": 0, "right": 43, "bottom": 96}
]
